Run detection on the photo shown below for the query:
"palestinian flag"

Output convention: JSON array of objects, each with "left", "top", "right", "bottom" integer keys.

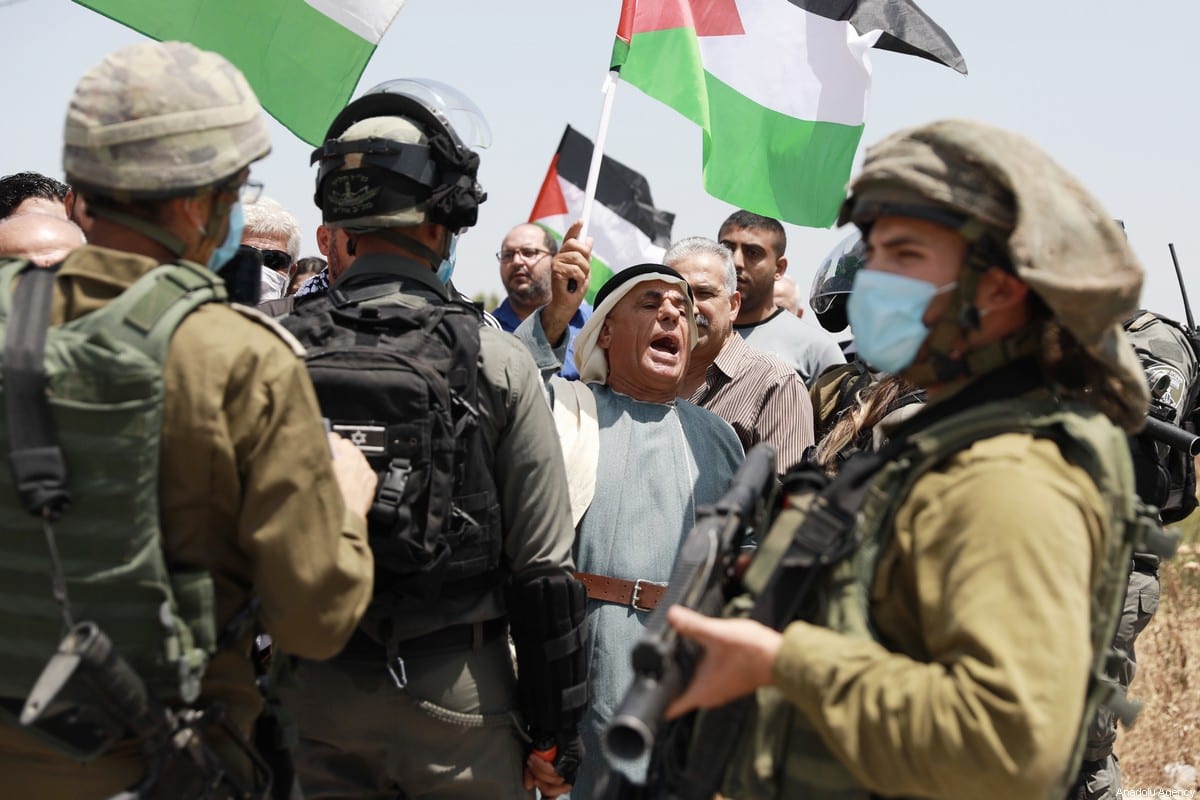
[
  {"left": 530, "top": 125, "right": 675, "bottom": 303},
  {"left": 611, "top": 0, "right": 965, "bottom": 227},
  {"left": 73, "top": 0, "right": 408, "bottom": 145}
]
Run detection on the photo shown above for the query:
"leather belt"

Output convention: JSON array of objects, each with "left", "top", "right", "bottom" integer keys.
[{"left": 574, "top": 571, "right": 667, "bottom": 613}]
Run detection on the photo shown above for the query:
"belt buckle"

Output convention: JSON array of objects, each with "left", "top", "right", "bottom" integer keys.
[{"left": 631, "top": 579, "right": 665, "bottom": 613}]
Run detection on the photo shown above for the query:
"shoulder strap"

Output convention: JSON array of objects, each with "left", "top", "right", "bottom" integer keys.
[{"left": 3, "top": 264, "right": 69, "bottom": 518}]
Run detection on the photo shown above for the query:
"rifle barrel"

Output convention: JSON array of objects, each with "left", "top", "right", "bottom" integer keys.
[
  {"left": 1143, "top": 414, "right": 1200, "bottom": 456},
  {"left": 606, "top": 670, "right": 684, "bottom": 763}
]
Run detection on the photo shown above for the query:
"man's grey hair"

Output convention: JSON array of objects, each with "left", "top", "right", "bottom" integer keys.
[
  {"left": 243, "top": 196, "right": 302, "bottom": 260},
  {"left": 664, "top": 236, "right": 736, "bottom": 296}
]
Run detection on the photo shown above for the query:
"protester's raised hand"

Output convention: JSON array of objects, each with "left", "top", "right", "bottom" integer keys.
[{"left": 541, "top": 220, "right": 593, "bottom": 346}]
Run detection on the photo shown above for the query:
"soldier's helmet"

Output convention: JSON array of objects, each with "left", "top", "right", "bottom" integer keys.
[
  {"left": 837, "top": 118, "right": 1148, "bottom": 429},
  {"left": 63, "top": 41, "right": 270, "bottom": 199},
  {"left": 810, "top": 230, "right": 866, "bottom": 333},
  {"left": 311, "top": 78, "right": 490, "bottom": 232}
]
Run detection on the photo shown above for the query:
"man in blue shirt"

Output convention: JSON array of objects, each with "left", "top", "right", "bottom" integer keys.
[{"left": 493, "top": 222, "right": 590, "bottom": 379}]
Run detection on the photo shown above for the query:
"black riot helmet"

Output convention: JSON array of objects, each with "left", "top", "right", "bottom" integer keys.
[
  {"left": 310, "top": 78, "right": 490, "bottom": 232},
  {"left": 810, "top": 230, "right": 867, "bottom": 333}
]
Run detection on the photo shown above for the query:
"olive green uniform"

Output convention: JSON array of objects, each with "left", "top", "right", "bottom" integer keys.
[
  {"left": 0, "top": 245, "right": 375, "bottom": 797},
  {"left": 770, "top": 430, "right": 1109, "bottom": 798},
  {"left": 710, "top": 116, "right": 1151, "bottom": 800}
]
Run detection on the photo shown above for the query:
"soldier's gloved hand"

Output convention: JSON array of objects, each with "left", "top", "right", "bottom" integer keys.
[
  {"left": 549, "top": 732, "right": 583, "bottom": 786},
  {"left": 523, "top": 731, "right": 583, "bottom": 797}
]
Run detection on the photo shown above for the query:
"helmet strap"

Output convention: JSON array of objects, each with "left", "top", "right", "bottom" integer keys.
[
  {"left": 372, "top": 228, "right": 443, "bottom": 267},
  {"left": 196, "top": 191, "right": 236, "bottom": 259},
  {"left": 86, "top": 203, "right": 187, "bottom": 259},
  {"left": 903, "top": 219, "right": 1026, "bottom": 385}
]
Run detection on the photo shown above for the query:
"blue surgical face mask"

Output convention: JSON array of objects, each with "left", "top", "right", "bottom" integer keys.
[
  {"left": 207, "top": 201, "right": 244, "bottom": 272},
  {"left": 847, "top": 270, "right": 957, "bottom": 373},
  {"left": 435, "top": 233, "right": 458, "bottom": 285}
]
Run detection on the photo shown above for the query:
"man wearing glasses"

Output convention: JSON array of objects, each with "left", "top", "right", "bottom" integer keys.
[
  {"left": 241, "top": 196, "right": 302, "bottom": 302},
  {"left": 493, "top": 223, "right": 591, "bottom": 380}
]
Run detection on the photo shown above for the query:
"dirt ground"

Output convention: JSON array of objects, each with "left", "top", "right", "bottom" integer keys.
[{"left": 1116, "top": 510, "right": 1200, "bottom": 793}]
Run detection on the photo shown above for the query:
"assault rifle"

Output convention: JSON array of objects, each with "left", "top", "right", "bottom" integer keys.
[
  {"left": 21, "top": 623, "right": 269, "bottom": 799},
  {"left": 604, "top": 443, "right": 777, "bottom": 768},
  {"left": 601, "top": 441, "right": 891, "bottom": 799}
]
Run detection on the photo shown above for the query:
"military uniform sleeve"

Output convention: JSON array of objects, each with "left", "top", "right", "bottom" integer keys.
[
  {"left": 162, "top": 307, "right": 373, "bottom": 661},
  {"left": 771, "top": 434, "right": 1107, "bottom": 799},
  {"left": 512, "top": 307, "right": 568, "bottom": 383},
  {"left": 480, "top": 329, "right": 576, "bottom": 577}
]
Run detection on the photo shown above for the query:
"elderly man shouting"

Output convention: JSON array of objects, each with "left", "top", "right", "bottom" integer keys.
[{"left": 514, "top": 221, "right": 743, "bottom": 798}]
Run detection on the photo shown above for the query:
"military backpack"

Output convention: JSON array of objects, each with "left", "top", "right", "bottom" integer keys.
[{"left": 281, "top": 262, "right": 503, "bottom": 608}]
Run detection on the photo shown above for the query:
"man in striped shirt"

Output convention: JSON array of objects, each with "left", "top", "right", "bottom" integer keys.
[{"left": 666, "top": 236, "right": 815, "bottom": 475}]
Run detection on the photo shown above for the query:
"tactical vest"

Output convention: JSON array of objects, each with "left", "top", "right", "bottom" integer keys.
[
  {"left": 810, "top": 359, "right": 875, "bottom": 444},
  {"left": 281, "top": 267, "right": 504, "bottom": 628},
  {"left": 0, "top": 259, "right": 223, "bottom": 756},
  {"left": 720, "top": 393, "right": 1156, "bottom": 800}
]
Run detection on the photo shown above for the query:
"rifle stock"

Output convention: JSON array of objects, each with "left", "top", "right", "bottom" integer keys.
[{"left": 604, "top": 443, "right": 777, "bottom": 767}]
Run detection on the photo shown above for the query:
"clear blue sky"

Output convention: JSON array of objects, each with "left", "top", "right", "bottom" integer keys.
[{"left": 3, "top": 0, "right": 1198, "bottom": 320}]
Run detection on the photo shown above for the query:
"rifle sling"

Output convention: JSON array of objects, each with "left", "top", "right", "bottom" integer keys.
[
  {"left": 3, "top": 265, "right": 76, "bottom": 632},
  {"left": 4, "top": 265, "right": 69, "bottom": 518}
]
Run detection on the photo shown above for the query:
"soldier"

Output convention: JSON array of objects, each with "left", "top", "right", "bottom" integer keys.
[
  {"left": 277, "top": 79, "right": 585, "bottom": 799},
  {"left": 661, "top": 119, "right": 1157, "bottom": 800},
  {"left": 0, "top": 41, "right": 377, "bottom": 798},
  {"left": 1074, "top": 307, "right": 1199, "bottom": 799}
]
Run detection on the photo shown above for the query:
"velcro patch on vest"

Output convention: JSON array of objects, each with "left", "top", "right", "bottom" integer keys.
[{"left": 332, "top": 422, "right": 388, "bottom": 455}]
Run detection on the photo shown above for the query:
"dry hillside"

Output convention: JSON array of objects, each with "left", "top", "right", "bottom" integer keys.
[{"left": 1117, "top": 509, "right": 1200, "bottom": 793}]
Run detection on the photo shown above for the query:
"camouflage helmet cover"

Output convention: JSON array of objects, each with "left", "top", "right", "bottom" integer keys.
[
  {"left": 839, "top": 118, "right": 1148, "bottom": 428},
  {"left": 63, "top": 41, "right": 270, "bottom": 198}
]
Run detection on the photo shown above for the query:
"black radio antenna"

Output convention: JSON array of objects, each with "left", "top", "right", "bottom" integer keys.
[{"left": 1169, "top": 243, "right": 1194, "bottom": 330}]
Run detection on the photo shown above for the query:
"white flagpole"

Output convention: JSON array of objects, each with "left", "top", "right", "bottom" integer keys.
[{"left": 579, "top": 70, "right": 620, "bottom": 241}]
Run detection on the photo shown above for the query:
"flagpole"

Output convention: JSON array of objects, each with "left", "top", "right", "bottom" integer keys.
[
  {"left": 579, "top": 70, "right": 619, "bottom": 241},
  {"left": 568, "top": 70, "right": 619, "bottom": 293}
]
